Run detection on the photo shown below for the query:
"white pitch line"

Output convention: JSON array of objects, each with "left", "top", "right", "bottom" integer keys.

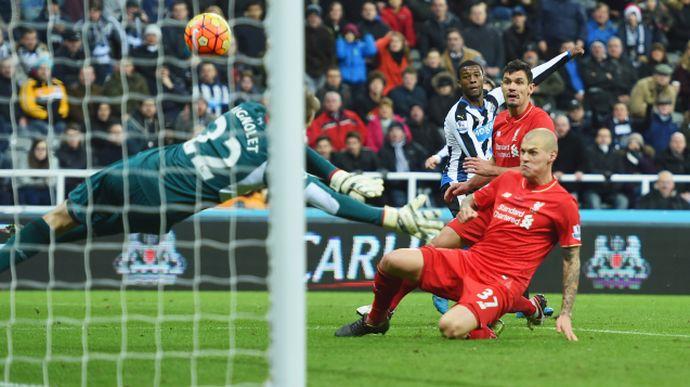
[{"left": 545, "top": 327, "right": 690, "bottom": 339}]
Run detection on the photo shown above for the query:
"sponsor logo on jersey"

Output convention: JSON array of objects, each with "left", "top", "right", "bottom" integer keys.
[
  {"left": 502, "top": 192, "right": 512, "bottom": 198},
  {"left": 114, "top": 231, "right": 187, "bottom": 285},
  {"left": 585, "top": 235, "right": 650, "bottom": 290},
  {"left": 572, "top": 225, "right": 581, "bottom": 241},
  {"left": 511, "top": 128, "right": 521, "bottom": 142},
  {"left": 531, "top": 201, "right": 545, "bottom": 213},
  {"left": 510, "top": 144, "right": 519, "bottom": 157}
]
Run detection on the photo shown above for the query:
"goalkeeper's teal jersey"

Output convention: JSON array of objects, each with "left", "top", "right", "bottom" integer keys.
[{"left": 159, "top": 101, "right": 268, "bottom": 204}]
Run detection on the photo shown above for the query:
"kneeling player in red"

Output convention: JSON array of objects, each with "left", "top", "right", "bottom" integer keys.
[{"left": 336, "top": 129, "right": 581, "bottom": 340}]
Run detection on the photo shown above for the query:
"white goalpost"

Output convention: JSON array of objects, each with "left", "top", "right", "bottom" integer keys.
[{"left": 265, "top": 0, "right": 306, "bottom": 385}]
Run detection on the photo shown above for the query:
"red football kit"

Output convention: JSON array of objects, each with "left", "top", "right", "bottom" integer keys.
[
  {"left": 449, "top": 104, "right": 555, "bottom": 241},
  {"left": 420, "top": 170, "right": 581, "bottom": 326}
]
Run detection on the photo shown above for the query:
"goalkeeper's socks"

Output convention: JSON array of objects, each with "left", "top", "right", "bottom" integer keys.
[
  {"left": 512, "top": 296, "right": 538, "bottom": 318},
  {"left": 366, "top": 267, "right": 402, "bottom": 326},
  {"left": 0, "top": 218, "right": 52, "bottom": 273}
]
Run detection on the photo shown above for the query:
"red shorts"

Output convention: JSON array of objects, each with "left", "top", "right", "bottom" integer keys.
[
  {"left": 447, "top": 207, "right": 492, "bottom": 243},
  {"left": 418, "top": 246, "right": 513, "bottom": 327}
]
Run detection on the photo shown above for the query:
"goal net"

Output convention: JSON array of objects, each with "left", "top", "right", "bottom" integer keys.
[{"left": 0, "top": 0, "right": 304, "bottom": 385}]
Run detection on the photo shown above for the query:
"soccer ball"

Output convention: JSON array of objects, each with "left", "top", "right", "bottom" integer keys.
[{"left": 184, "top": 13, "right": 232, "bottom": 56}]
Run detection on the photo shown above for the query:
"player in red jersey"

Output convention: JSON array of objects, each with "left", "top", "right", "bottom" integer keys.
[{"left": 336, "top": 128, "right": 581, "bottom": 340}]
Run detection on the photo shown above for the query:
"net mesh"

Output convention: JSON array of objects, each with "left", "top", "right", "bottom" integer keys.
[{"left": 0, "top": 1, "right": 271, "bottom": 385}]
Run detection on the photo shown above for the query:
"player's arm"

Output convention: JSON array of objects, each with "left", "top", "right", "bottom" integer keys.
[
  {"left": 532, "top": 47, "right": 584, "bottom": 86},
  {"left": 305, "top": 147, "right": 383, "bottom": 201},
  {"left": 557, "top": 245, "right": 580, "bottom": 341},
  {"left": 457, "top": 194, "right": 478, "bottom": 223},
  {"left": 304, "top": 175, "right": 443, "bottom": 241},
  {"left": 448, "top": 158, "right": 517, "bottom": 199}
]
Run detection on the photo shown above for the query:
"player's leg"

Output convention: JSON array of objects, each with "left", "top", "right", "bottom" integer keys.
[
  {"left": 438, "top": 304, "right": 479, "bottom": 339},
  {"left": 0, "top": 202, "right": 79, "bottom": 273},
  {"left": 335, "top": 248, "right": 424, "bottom": 337}
]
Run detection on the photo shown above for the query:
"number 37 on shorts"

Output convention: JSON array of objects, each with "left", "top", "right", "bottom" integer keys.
[{"left": 476, "top": 288, "right": 499, "bottom": 310}]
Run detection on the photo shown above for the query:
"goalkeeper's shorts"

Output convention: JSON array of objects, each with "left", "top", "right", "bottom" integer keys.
[{"left": 67, "top": 149, "right": 195, "bottom": 236}]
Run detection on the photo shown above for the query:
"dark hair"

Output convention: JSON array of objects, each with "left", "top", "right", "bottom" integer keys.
[
  {"left": 402, "top": 67, "right": 417, "bottom": 77},
  {"left": 367, "top": 70, "right": 386, "bottom": 85},
  {"left": 445, "top": 27, "right": 462, "bottom": 39},
  {"left": 28, "top": 138, "right": 49, "bottom": 169},
  {"left": 345, "top": 131, "right": 362, "bottom": 142},
  {"left": 457, "top": 60, "right": 484, "bottom": 79},
  {"left": 244, "top": 0, "right": 263, "bottom": 11},
  {"left": 89, "top": 0, "right": 103, "bottom": 11},
  {"left": 22, "top": 28, "right": 37, "bottom": 36},
  {"left": 171, "top": 0, "right": 187, "bottom": 8},
  {"left": 315, "top": 135, "right": 332, "bottom": 145},
  {"left": 503, "top": 59, "right": 533, "bottom": 83}
]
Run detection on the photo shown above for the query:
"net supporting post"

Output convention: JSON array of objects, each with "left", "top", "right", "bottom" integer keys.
[{"left": 266, "top": 0, "right": 306, "bottom": 385}]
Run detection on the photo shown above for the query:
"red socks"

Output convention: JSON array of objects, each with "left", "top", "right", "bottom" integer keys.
[
  {"left": 366, "top": 267, "right": 402, "bottom": 325},
  {"left": 388, "top": 279, "right": 417, "bottom": 312}
]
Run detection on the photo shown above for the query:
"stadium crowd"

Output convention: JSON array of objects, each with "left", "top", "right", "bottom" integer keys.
[{"left": 0, "top": 0, "right": 689, "bottom": 209}]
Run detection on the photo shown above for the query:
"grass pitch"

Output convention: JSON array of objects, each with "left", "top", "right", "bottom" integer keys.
[{"left": 0, "top": 291, "right": 688, "bottom": 386}]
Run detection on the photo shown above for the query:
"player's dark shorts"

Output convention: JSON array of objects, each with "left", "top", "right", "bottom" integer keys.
[
  {"left": 440, "top": 183, "right": 460, "bottom": 216},
  {"left": 67, "top": 149, "right": 196, "bottom": 236},
  {"left": 418, "top": 245, "right": 514, "bottom": 327}
]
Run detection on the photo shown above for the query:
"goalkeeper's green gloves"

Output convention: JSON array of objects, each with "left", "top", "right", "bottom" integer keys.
[
  {"left": 329, "top": 170, "right": 384, "bottom": 202},
  {"left": 382, "top": 194, "right": 444, "bottom": 241}
]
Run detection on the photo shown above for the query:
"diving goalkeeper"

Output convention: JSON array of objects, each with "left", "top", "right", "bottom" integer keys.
[{"left": 0, "top": 95, "right": 443, "bottom": 271}]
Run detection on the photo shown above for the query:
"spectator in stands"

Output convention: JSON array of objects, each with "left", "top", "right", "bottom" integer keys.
[
  {"left": 407, "top": 104, "right": 444, "bottom": 154},
  {"left": 503, "top": 6, "right": 534, "bottom": 63},
  {"left": 314, "top": 136, "right": 335, "bottom": 162},
  {"left": 379, "top": 0, "right": 416, "bottom": 47},
  {"left": 378, "top": 122, "right": 427, "bottom": 206},
  {"left": 640, "top": 0, "right": 674, "bottom": 44},
  {"left": 161, "top": 0, "right": 190, "bottom": 77},
  {"left": 536, "top": 0, "right": 587, "bottom": 55},
  {"left": 324, "top": 1, "right": 346, "bottom": 37},
  {"left": 19, "top": 56, "right": 69, "bottom": 136},
  {"left": 583, "top": 127, "right": 629, "bottom": 209},
  {"left": 553, "top": 115, "right": 586, "bottom": 193},
  {"left": 462, "top": 2, "right": 504, "bottom": 77},
  {"left": 637, "top": 171, "right": 690, "bottom": 209},
  {"left": 76, "top": 0, "right": 126, "bottom": 84},
  {"left": 233, "top": 0, "right": 266, "bottom": 59},
  {"left": 607, "top": 102, "right": 635, "bottom": 147},
  {"left": 389, "top": 67, "right": 427, "bottom": 118},
  {"left": 317, "top": 67, "right": 353, "bottom": 110},
  {"left": 126, "top": 99, "right": 159, "bottom": 154},
  {"left": 657, "top": 132, "right": 690, "bottom": 176},
  {"left": 524, "top": 48, "right": 564, "bottom": 112},
  {"left": 0, "top": 31, "right": 10, "bottom": 60},
  {"left": 196, "top": 62, "right": 229, "bottom": 118},
  {"left": 441, "top": 28, "right": 483, "bottom": 81},
  {"left": 418, "top": 48, "right": 444, "bottom": 94},
  {"left": 94, "top": 122, "right": 125, "bottom": 167},
  {"left": 0, "top": 57, "right": 19, "bottom": 126},
  {"left": 132, "top": 24, "right": 162, "bottom": 94},
  {"left": 667, "top": 0, "right": 690, "bottom": 52},
  {"left": 333, "top": 131, "right": 380, "bottom": 172},
  {"left": 353, "top": 71, "right": 386, "bottom": 120},
  {"left": 122, "top": 0, "right": 148, "bottom": 50},
  {"left": 375, "top": 31, "right": 409, "bottom": 94},
  {"left": 366, "top": 97, "right": 411, "bottom": 152},
  {"left": 638, "top": 43, "right": 670, "bottom": 78},
  {"left": 19, "top": 0, "right": 44, "bottom": 23},
  {"left": 358, "top": 1, "right": 390, "bottom": 40},
  {"left": 52, "top": 30, "right": 85, "bottom": 89},
  {"left": 0, "top": 153, "right": 12, "bottom": 205},
  {"left": 606, "top": 36, "right": 637, "bottom": 104},
  {"left": 567, "top": 99, "right": 592, "bottom": 138},
  {"left": 307, "top": 91, "right": 367, "bottom": 151},
  {"left": 233, "top": 71, "right": 264, "bottom": 107},
  {"left": 336, "top": 24, "right": 377, "bottom": 86},
  {"left": 557, "top": 41, "right": 585, "bottom": 108},
  {"left": 630, "top": 64, "right": 677, "bottom": 120},
  {"left": 67, "top": 65, "right": 102, "bottom": 125},
  {"left": 102, "top": 58, "right": 150, "bottom": 116},
  {"left": 173, "top": 97, "right": 215, "bottom": 136},
  {"left": 157, "top": 65, "right": 188, "bottom": 123},
  {"left": 581, "top": 41, "right": 616, "bottom": 126},
  {"left": 17, "top": 138, "right": 53, "bottom": 206},
  {"left": 621, "top": 132, "right": 656, "bottom": 173},
  {"left": 673, "top": 41, "right": 690, "bottom": 113},
  {"left": 91, "top": 102, "right": 115, "bottom": 143},
  {"left": 305, "top": 4, "right": 335, "bottom": 92},
  {"left": 417, "top": 0, "right": 462, "bottom": 57},
  {"left": 587, "top": 3, "right": 617, "bottom": 47},
  {"left": 16, "top": 28, "right": 49, "bottom": 75},
  {"left": 406, "top": 0, "right": 434, "bottom": 22},
  {"left": 618, "top": 4, "right": 653, "bottom": 66},
  {"left": 644, "top": 98, "right": 679, "bottom": 154},
  {"left": 428, "top": 72, "right": 457, "bottom": 128},
  {"left": 56, "top": 124, "right": 86, "bottom": 193}
]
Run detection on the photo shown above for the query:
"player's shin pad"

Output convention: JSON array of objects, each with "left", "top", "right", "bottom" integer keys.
[
  {"left": 382, "top": 194, "right": 444, "bottom": 241},
  {"left": 329, "top": 170, "right": 384, "bottom": 202}
]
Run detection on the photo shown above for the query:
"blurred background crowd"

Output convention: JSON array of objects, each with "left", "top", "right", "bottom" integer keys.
[{"left": 0, "top": 0, "right": 689, "bottom": 209}]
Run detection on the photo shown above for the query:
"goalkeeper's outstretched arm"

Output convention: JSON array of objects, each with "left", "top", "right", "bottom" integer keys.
[
  {"left": 303, "top": 175, "right": 443, "bottom": 241},
  {"left": 305, "top": 147, "right": 384, "bottom": 201}
]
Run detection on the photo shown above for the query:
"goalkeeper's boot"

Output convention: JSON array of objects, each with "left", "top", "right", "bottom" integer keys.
[
  {"left": 335, "top": 314, "right": 389, "bottom": 337},
  {"left": 432, "top": 295, "right": 450, "bottom": 315},
  {"left": 488, "top": 319, "right": 505, "bottom": 337},
  {"left": 526, "top": 294, "right": 549, "bottom": 330}
]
